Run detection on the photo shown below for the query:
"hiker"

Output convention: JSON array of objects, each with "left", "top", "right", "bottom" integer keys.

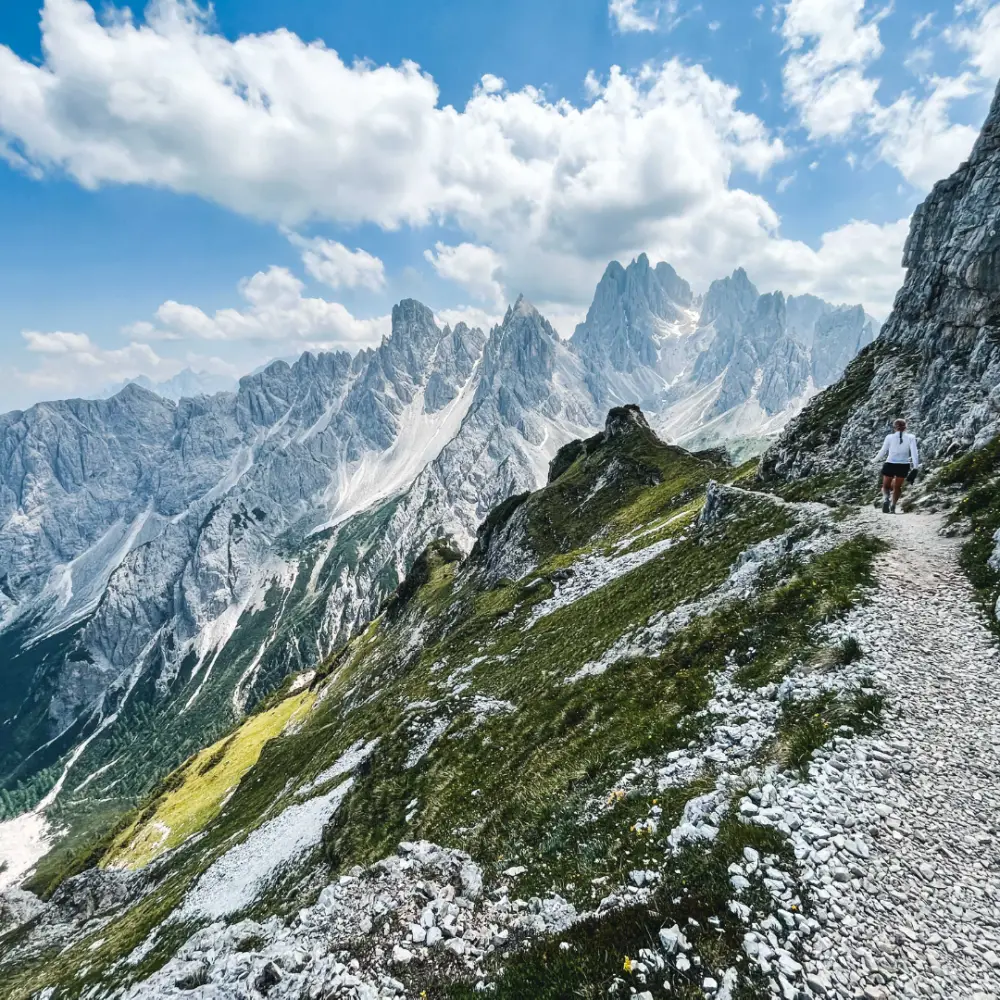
[{"left": 876, "top": 419, "right": 920, "bottom": 514}]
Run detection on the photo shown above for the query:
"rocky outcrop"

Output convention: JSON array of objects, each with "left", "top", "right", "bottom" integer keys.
[{"left": 763, "top": 79, "right": 1000, "bottom": 482}]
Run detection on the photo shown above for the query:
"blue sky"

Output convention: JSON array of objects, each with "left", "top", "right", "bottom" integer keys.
[{"left": 0, "top": 0, "right": 997, "bottom": 410}]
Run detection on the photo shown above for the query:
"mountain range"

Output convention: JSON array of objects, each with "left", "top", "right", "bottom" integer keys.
[
  {"left": 2, "top": 77, "right": 1000, "bottom": 1000},
  {"left": 101, "top": 370, "right": 239, "bottom": 403},
  {"left": 0, "top": 259, "right": 875, "bottom": 844}
]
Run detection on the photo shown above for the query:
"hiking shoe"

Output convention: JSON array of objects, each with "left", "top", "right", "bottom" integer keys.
[
  {"left": 882, "top": 500, "right": 891, "bottom": 514},
  {"left": 890, "top": 504, "right": 897, "bottom": 514}
]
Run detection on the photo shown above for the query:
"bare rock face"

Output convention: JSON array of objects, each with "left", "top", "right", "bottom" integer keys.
[
  {"left": 571, "top": 253, "right": 695, "bottom": 376},
  {"left": 762, "top": 79, "right": 1000, "bottom": 482},
  {"left": 810, "top": 305, "right": 876, "bottom": 387}
]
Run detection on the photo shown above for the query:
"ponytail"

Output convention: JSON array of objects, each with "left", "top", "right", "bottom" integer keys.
[{"left": 899, "top": 429, "right": 903, "bottom": 443}]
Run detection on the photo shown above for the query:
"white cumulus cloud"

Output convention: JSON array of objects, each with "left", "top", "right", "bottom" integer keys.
[
  {"left": 22, "top": 330, "right": 93, "bottom": 355},
  {"left": 872, "top": 75, "right": 982, "bottom": 189},
  {"left": 0, "top": 1, "right": 792, "bottom": 311},
  {"left": 434, "top": 305, "right": 504, "bottom": 334},
  {"left": 609, "top": 0, "right": 662, "bottom": 33},
  {"left": 0, "top": 0, "right": 978, "bottom": 351},
  {"left": 781, "top": 0, "right": 884, "bottom": 139},
  {"left": 287, "top": 234, "right": 386, "bottom": 291},
  {"left": 779, "top": 0, "right": 986, "bottom": 192},
  {"left": 130, "top": 265, "right": 390, "bottom": 349},
  {"left": 424, "top": 242, "right": 505, "bottom": 306},
  {"left": 0, "top": 1, "right": 783, "bottom": 236},
  {"left": 748, "top": 216, "right": 911, "bottom": 319},
  {"left": 954, "top": 3, "right": 1000, "bottom": 80}
]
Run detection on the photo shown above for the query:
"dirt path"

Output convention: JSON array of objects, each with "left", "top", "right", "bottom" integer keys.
[{"left": 788, "top": 508, "right": 1000, "bottom": 999}]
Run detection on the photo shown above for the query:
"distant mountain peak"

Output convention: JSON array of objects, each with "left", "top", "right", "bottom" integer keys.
[
  {"left": 510, "top": 293, "right": 543, "bottom": 320},
  {"left": 113, "top": 380, "right": 164, "bottom": 403},
  {"left": 101, "top": 368, "right": 237, "bottom": 403},
  {"left": 571, "top": 255, "right": 695, "bottom": 380}
]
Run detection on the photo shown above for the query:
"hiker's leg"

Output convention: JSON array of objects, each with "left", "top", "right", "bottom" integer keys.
[
  {"left": 892, "top": 476, "right": 905, "bottom": 506},
  {"left": 882, "top": 475, "right": 893, "bottom": 506}
]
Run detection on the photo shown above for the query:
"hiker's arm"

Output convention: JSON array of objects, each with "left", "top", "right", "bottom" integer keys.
[
  {"left": 876, "top": 437, "right": 889, "bottom": 462},
  {"left": 910, "top": 437, "right": 920, "bottom": 468}
]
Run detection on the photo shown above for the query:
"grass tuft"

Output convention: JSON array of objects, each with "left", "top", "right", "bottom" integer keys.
[
  {"left": 837, "top": 636, "right": 863, "bottom": 665},
  {"left": 432, "top": 813, "right": 785, "bottom": 1000},
  {"left": 777, "top": 683, "right": 884, "bottom": 774}
]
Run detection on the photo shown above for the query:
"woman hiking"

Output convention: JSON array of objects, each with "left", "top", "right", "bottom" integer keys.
[{"left": 876, "top": 418, "right": 920, "bottom": 514}]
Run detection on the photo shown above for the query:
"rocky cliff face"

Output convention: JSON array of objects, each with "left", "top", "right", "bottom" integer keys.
[
  {"left": 694, "top": 267, "right": 761, "bottom": 383},
  {"left": 571, "top": 253, "right": 703, "bottom": 408},
  {"left": 762, "top": 79, "right": 1000, "bottom": 482}
]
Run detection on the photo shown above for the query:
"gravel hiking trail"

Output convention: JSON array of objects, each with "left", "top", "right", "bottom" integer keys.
[{"left": 794, "top": 507, "right": 1000, "bottom": 1000}]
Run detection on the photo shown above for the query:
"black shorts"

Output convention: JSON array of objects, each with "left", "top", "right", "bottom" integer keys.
[{"left": 881, "top": 462, "right": 910, "bottom": 479}]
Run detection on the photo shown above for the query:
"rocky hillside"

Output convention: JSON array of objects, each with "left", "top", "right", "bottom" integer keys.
[
  {"left": 0, "top": 263, "right": 873, "bottom": 861},
  {"left": 3, "top": 67, "right": 1000, "bottom": 1000}
]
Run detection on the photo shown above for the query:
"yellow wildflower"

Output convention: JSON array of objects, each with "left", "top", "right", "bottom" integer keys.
[{"left": 623, "top": 956, "right": 633, "bottom": 973}]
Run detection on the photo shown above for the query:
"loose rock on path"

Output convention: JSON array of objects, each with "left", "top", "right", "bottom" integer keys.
[{"left": 772, "top": 508, "right": 1000, "bottom": 1000}]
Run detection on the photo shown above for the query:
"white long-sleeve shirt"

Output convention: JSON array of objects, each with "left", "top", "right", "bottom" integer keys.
[{"left": 877, "top": 431, "right": 919, "bottom": 467}]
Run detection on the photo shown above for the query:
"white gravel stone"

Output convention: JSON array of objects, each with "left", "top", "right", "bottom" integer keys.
[{"left": 739, "top": 510, "right": 1000, "bottom": 1000}]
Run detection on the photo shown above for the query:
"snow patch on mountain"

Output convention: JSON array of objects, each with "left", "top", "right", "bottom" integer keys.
[
  {"left": 180, "top": 779, "right": 354, "bottom": 921},
  {"left": 313, "top": 370, "right": 481, "bottom": 534},
  {"left": 0, "top": 812, "right": 51, "bottom": 893}
]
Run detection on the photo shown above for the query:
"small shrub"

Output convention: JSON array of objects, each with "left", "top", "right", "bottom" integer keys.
[{"left": 837, "top": 636, "right": 863, "bottom": 665}]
